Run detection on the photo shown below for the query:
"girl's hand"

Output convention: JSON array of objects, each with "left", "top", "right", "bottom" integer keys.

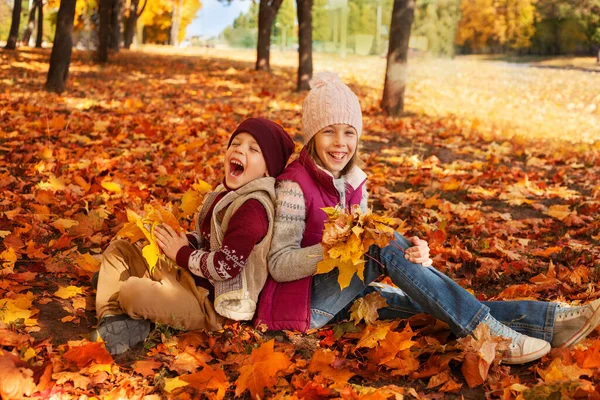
[
  {"left": 405, "top": 236, "right": 433, "bottom": 267},
  {"left": 155, "top": 224, "right": 189, "bottom": 261}
]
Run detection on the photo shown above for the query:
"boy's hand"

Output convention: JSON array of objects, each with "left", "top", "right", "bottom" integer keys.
[
  {"left": 155, "top": 224, "right": 189, "bottom": 261},
  {"left": 405, "top": 236, "right": 433, "bottom": 267}
]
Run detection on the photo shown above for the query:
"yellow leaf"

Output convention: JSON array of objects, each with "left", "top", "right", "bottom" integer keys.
[
  {"left": 54, "top": 286, "right": 84, "bottom": 299},
  {"left": 142, "top": 242, "right": 160, "bottom": 272},
  {"left": 349, "top": 291, "right": 388, "bottom": 325},
  {"left": 180, "top": 189, "right": 203, "bottom": 218},
  {"left": 191, "top": 180, "right": 212, "bottom": 193},
  {"left": 163, "top": 377, "right": 189, "bottom": 393},
  {"left": 544, "top": 204, "right": 573, "bottom": 221},
  {"left": 51, "top": 219, "right": 79, "bottom": 233},
  {"left": 36, "top": 174, "right": 66, "bottom": 192},
  {"left": 1, "top": 247, "right": 17, "bottom": 263},
  {"left": 75, "top": 253, "right": 100, "bottom": 272},
  {"left": 101, "top": 181, "right": 122, "bottom": 193},
  {"left": 356, "top": 321, "right": 395, "bottom": 349},
  {"left": 21, "top": 347, "right": 36, "bottom": 362},
  {"left": 0, "top": 295, "right": 33, "bottom": 324}
]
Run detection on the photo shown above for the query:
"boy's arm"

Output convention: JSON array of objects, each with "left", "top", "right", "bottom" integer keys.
[
  {"left": 267, "top": 180, "right": 323, "bottom": 282},
  {"left": 176, "top": 199, "right": 268, "bottom": 281}
]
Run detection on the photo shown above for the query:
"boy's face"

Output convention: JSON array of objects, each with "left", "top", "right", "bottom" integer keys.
[
  {"left": 224, "top": 132, "right": 268, "bottom": 190},
  {"left": 313, "top": 124, "right": 357, "bottom": 178}
]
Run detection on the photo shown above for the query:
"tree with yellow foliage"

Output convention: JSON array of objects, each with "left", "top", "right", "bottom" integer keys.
[{"left": 456, "top": 0, "right": 535, "bottom": 52}]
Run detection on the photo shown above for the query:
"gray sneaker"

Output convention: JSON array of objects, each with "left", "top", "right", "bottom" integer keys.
[
  {"left": 552, "top": 299, "right": 600, "bottom": 348},
  {"left": 482, "top": 314, "right": 551, "bottom": 364},
  {"left": 91, "top": 314, "right": 152, "bottom": 355}
]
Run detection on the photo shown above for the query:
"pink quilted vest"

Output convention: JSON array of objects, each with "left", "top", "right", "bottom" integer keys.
[{"left": 254, "top": 148, "right": 365, "bottom": 331}]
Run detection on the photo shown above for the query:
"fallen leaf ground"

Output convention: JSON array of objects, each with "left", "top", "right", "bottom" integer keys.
[{"left": 1, "top": 48, "right": 600, "bottom": 399}]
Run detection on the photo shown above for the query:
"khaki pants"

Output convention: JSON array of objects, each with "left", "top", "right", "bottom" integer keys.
[{"left": 95, "top": 240, "right": 223, "bottom": 331}]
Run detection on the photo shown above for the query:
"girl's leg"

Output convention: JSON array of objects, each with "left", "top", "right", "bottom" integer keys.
[
  {"left": 376, "top": 233, "right": 488, "bottom": 337},
  {"left": 485, "top": 301, "right": 556, "bottom": 343},
  {"left": 368, "top": 233, "right": 551, "bottom": 363}
]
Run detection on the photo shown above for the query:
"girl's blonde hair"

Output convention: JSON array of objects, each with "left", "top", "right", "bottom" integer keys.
[{"left": 305, "top": 135, "right": 360, "bottom": 177}]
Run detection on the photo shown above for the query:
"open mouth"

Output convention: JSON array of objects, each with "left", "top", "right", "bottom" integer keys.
[
  {"left": 328, "top": 152, "right": 346, "bottom": 161},
  {"left": 229, "top": 159, "right": 245, "bottom": 177}
]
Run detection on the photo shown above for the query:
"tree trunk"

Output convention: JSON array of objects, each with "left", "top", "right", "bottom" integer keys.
[
  {"left": 597, "top": 46, "right": 600, "bottom": 63},
  {"left": 35, "top": 0, "right": 43, "bottom": 48},
  {"left": 45, "top": 0, "right": 76, "bottom": 93},
  {"left": 381, "top": 0, "right": 415, "bottom": 116},
  {"left": 296, "top": 0, "right": 313, "bottom": 91},
  {"left": 170, "top": 0, "right": 183, "bottom": 46},
  {"left": 109, "top": 0, "right": 121, "bottom": 51},
  {"left": 256, "top": 0, "right": 283, "bottom": 71},
  {"left": 22, "top": 0, "right": 37, "bottom": 46},
  {"left": 5, "top": 0, "right": 22, "bottom": 49},
  {"left": 98, "top": 0, "right": 111, "bottom": 62},
  {"left": 123, "top": 0, "right": 139, "bottom": 49}
]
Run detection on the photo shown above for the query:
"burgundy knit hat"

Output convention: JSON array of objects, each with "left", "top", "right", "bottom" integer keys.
[{"left": 228, "top": 118, "right": 295, "bottom": 177}]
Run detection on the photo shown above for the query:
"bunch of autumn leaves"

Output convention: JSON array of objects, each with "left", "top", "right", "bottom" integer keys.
[{"left": 114, "top": 189, "right": 511, "bottom": 390}]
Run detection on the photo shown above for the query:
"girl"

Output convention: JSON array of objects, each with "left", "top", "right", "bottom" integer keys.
[
  {"left": 93, "top": 118, "right": 295, "bottom": 355},
  {"left": 255, "top": 72, "right": 600, "bottom": 365}
]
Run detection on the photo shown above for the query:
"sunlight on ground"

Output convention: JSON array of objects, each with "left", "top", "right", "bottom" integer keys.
[{"left": 146, "top": 46, "right": 600, "bottom": 145}]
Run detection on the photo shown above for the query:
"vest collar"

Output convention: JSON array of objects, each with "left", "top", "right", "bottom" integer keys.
[{"left": 298, "top": 147, "right": 367, "bottom": 194}]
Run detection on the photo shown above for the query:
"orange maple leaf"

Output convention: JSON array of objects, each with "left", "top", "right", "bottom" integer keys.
[
  {"left": 457, "top": 323, "right": 509, "bottom": 388},
  {"left": 307, "top": 349, "right": 355, "bottom": 388},
  {"left": 356, "top": 320, "right": 399, "bottom": 349},
  {"left": 63, "top": 341, "right": 113, "bottom": 368},
  {"left": 234, "top": 339, "right": 292, "bottom": 399},
  {"left": 181, "top": 362, "right": 229, "bottom": 400}
]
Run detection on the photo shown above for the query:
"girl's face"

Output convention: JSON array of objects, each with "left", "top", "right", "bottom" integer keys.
[
  {"left": 313, "top": 124, "right": 357, "bottom": 178},
  {"left": 224, "top": 132, "right": 268, "bottom": 189}
]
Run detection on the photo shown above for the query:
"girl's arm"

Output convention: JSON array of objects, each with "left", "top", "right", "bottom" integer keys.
[
  {"left": 268, "top": 180, "right": 324, "bottom": 282},
  {"left": 157, "top": 200, "right": 269, "bottom": 281}
]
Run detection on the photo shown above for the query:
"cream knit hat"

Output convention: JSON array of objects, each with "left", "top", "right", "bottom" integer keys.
[{"left": 301, "top": 71, "right": 363, "bottom": 143}]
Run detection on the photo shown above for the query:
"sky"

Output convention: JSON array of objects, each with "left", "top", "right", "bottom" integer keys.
[{"left": 185, "top": 0, "right": 252, "bottom": 38}]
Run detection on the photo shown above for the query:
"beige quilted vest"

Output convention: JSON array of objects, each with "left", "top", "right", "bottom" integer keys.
[{"left": 195, "top": 177, "right": 276, "bottom": 321}]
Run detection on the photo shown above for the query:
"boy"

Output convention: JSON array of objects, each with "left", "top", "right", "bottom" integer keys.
[{"left": 93, "top": 118, "right": 295, "bottom": 355}]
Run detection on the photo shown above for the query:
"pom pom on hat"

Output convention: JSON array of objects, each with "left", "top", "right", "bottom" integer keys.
[
  {"left": 302, "top": 72, "right": 362, "bottom": 144},
  {"left": 309, "top": 71, "right": 343, "bottom": 89}
]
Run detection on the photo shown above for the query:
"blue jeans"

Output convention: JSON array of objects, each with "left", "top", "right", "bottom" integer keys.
[{"left": 310, "top": 233, "right": 557, "bottom": 342}]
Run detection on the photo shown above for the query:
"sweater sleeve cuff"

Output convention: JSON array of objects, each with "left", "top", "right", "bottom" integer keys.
[
  {"left": 186, "top": 234, "right": 199, "bottom": 249},
  {"left": 176, "top": 246, "right": 194, "bottom": 269}
]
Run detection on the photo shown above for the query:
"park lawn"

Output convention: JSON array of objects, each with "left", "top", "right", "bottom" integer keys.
[{"left": 0, "top": 47, "right": 599, "bottom": 399}]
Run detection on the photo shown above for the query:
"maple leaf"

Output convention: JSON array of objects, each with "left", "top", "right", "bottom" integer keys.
[
  {"left": 356, "top": 321, "right": 399, "bottom": 349},
  {"left": 318, "top": 205, "right": 397, "bottom": 290},
  {"left": 372, "top": 324, "right": 417, "bottom": 364},
  {"left": 307, "top": 349, "right": 355, "bottom": 388},
  {"left": 234, "top": 339, "right": 292, "bottom": 399},
  {"left": 181, "top": 362, "right": 229, "bottom": 400},
  {"left": 163, "top": 377, "right": 189, "bottom": 393},
  {"left": 132, "top": 360, "right": 163, "bottom": 377},
  {"left": 349, "top": 291, "right": 388, "bottom": 325},
  {"left": 537, "top": 358, "right": 593, "bottom": 383},
  {"left": 54, "top": 285, "right": 84, "bottom": 299},
  {"left": 457, "top": 323, "right": 509, "bottom": 388},
  {"left": 180, "top": 180, "right": 211, "bottom": 218},
  {"left": 63, "top": 341, "right": 113, "bottom": 368}
]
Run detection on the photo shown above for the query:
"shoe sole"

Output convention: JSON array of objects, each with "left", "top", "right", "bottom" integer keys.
[
  {"left": 92, "top": 319, "right": 151, "bottom": 355},
  {"left": 559, "top": 305, "right": 600, "bottom": 348},
  {"left": 502, "top": 341, "right": 551, "bottom": 365}
]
